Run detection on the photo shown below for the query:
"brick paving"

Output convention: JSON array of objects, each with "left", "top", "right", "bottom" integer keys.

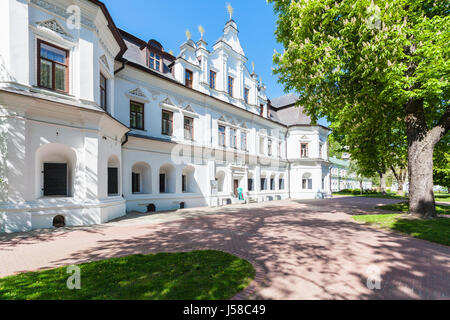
[{"left": 0, "top": 197, "right": 449, "bottom": 300}]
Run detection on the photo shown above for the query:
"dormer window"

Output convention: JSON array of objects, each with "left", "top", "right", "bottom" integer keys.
[
  {"left": 149, "top": 51, "right": 161, "bottom": 71},
  {"left": 228, "top": 76, "right": 234, "bottom": 97},
  {"left": 210, "top": 70, "right": 216, "bottom": 89},
  {"left": 185, "top": 69, "right": 193, "bottom": 88},
  {"left": 244, "top": 88, "right": 249, "bottom": 104},
  {"left": 37, "top": 40, "right": 69, "bottom": 93}
]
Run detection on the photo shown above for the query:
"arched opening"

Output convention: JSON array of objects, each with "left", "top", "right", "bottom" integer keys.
[
  {"left": 216, "top": 170, "right": 226, "bottom": 193},
  {"left": 53, "top": 215, "right": 65, "bottom": 228},
  {"left": 132, "top": 162, "right": 152, "bottom": 194},
  {"left": 107, "top": 155, "right": 120, "bottom": 196},
  {"left": 182, "top": 165, "right": 196, "bottom": 193},
  {"left": 302, "top": 173, "right": 313, "bottom": 190},
  {"left": 270, "top": 174, "right": 276, "bottom": 190},
  {"left": 35, "top": 143, "right": 77, "bottom": 198},
  {"left": 159, "top": 163, "right": 175, "bottom": 193}
]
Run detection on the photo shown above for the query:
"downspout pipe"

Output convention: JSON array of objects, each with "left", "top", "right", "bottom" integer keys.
[{"left": 114, "top": 59, "right": 127, "bottom": 75}]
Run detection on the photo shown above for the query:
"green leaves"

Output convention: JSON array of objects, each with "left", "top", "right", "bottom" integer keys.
[{"left": 269, "top": 0, "right": 448, "bottom": 178}]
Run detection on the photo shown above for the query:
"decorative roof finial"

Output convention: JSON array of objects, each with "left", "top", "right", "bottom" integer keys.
[
  {"left": 198, "top": 25, "right": 205, "bottom": 39},
  {"left": 185, "top": 29, "right": 191, "bottom": 41},
  {"left": 251, "top": 61, "right": 255, "bottom": 74},
  {"left": 226, "top": 3, "right": 233, "bottom": 20}
]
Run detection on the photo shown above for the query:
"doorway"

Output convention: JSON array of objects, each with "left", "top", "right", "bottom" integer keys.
[{"left": 234, "top": 179, "right": 239, "bottom": 197}]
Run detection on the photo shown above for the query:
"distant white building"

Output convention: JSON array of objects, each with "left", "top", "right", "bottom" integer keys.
[
  {"left": 330, "top": 157, "right": 372, "bottom": 192},
  {"left": 0, "top": 0, "right": 331, "bottom": 234}
]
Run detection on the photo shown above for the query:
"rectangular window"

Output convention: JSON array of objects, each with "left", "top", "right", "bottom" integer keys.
[
  {"left": 43, "top": 163, "right": 67, "bottom": 196},
  {"left": 100, "top": 73, "right": 107, "bottom": 110},
  {"left": 230, "top": 128, "right": 237, "bottom": 148},
  {"left": 218, "top": 125, "right": 226, "bottom": 147},
  {"left": 260, "top": 104, "right": 264, "bottom": 116},
  {"left": 241, "top": 131, "right": 247, "bottom": 151},
  {"left": 185, "top": 69, "right": 193, "bottom": 88},
  {"left": 132, "top": 172, "right": 140, "bottom": 193},
  {"left": 248, "top": 178, "right": 254, "bottom": 191},
  {"left": 162, "top": 110, "right": 173, "bottom": 135},
  {"left": 300, "top": 143, "right": 309, "bottom": 158},
  {"left": 268, "top": 139, "right": 273, "bottom": 156},
  {"left": 130, "top": 101, "right": 144, "bottom": 130},
  {"left": 244, "top": 88, "right": 249, "bottom": 104},
  {"left": 184, "top": 116, "right": 194, "bottom": 140},
  {"left": 159, "top": 174, "right": 166, "bottom": 193},
  {"left": 270, "top": 178, "right": 275, "bottom": 190},
  {"left": 279, "top": 178, "right": 285, "bottom": 190},
  {"left": 260, "top": 178, "right": 267, "bottom": 191},
  {"left": 38, "top": 40, "right": 69, "bottom": 93},
  {"left": 228, "top": 76, "right": 234, "bottom": 96},
  {"left": 108, "top": 167, "right": 119, "bottom": 195},
  {"left": 182, "top": 175, "right": 187, "bottom": 192},
  {"left": 210, "top": 70, "right": 216, "bottom": 89},
  {"left": 149, "top": 51, "right": 161, "bottom": 71}
]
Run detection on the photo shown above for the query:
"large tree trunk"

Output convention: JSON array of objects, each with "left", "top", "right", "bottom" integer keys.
[
  {"left": 405, "top": 99, "right": 449, "bottom": 218},
  {"left": 378, "top": 172, "right": 387, "bottom": 194},
  {"left": 391, "top": 166, "right": 407, "bottom": 196}
]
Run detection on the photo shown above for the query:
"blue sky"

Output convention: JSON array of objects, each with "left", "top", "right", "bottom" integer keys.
[
  {"left": 105, "top": 0, "right": 329, "bottom": 127},
  {"left": 105, "top": 0, "right": 286, "bottom": 98}
]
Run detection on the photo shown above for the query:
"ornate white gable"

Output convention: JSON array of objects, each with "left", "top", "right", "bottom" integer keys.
[
  {"left": 126, "top": 87, "right": 149, "bottom": 102},
  {"left": 36, "top": 19, "right": 72, "bottom": 38}
]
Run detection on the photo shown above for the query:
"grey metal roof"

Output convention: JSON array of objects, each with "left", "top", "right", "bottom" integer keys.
[
  {"left": 270, "top": 93, "right": 299, "bottom": 109},
  {"left": 269, "top": 94, "right": 311, "bottom": 126}
]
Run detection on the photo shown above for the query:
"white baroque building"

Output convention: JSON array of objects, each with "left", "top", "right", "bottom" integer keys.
[{"left": 0, "top": 0, "right": 331, "bottom": 233}]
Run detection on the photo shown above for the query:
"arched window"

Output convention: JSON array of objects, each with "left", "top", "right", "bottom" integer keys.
[
  {"left": 302, "top": 173, "right": 313, "bottom": 190},
  {"left": 132, "top": 162, "right": 152, "bottom": 194},
  {"left": 35, "top": 143, "right": 77, "bottom": 198},
  {"left": 159, "top": 163, "right": 176, "bottom": 193},
  {"left": 108, "top": 155, "right": 120, "bottom": 196},
  {"left": 182, "top": 165, "right": 196, "bottom": 193}
]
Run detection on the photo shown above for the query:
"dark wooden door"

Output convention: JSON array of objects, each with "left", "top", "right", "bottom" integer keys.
[
  {"left": 160, "top": 174, "right": 166, "bottom": 193},
  {"left": 234, "top": 179, "right": 239, "bottom": 197},
  {"left": 43, "top": 163, "right": 67, "bottom": 196},
  {"left": 108, "top": 167, "right": 118, "bottom": 195}
]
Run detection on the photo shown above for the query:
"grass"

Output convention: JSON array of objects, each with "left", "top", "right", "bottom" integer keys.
[
  {"left": 377, "top": 201, "right": 450, "bottom": 215},
  {"left": 435, "top": 192, "right": 450, "bottom": 203},
  {"left": 0, "top": 250, "right": 255, "bottom": 300},
  {"left": 333, "top": 191, "right": 407, "bottom": 200},
  {"left": 353, "top": 214, "right": 450, "bottom": 246}
]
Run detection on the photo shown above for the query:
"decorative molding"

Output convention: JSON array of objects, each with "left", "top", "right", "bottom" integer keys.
[
  {"left": 126, "top": 87, "right": 149, "bottom": 102},
  {"left": 36, "top": 19, "right": 72, "bottom": 38},
  {"left": 182, "top": 105, "right": 199, "bottom": 118},
  {"left": 160, "top": 97, "right": 180, "bottom": 112}
]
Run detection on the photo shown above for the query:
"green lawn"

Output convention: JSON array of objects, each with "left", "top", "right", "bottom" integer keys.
[
  {"left": 353, "top": 214, "right": 450, "bottom": 246},
  {"left": 377, "top": 201, "right": 450, "bottom": 215},
  {"left": 333, "top": 191, "right": 407, "bottom": 200},
  {"left": 0, "top": 250, "right": 255, "bottom": 300},
  {"left": 435, "top": 193, "right": 450, "bottom": 203}
]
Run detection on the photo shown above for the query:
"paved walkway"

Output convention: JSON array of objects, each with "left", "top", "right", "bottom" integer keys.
[{"left": 1, "top": 197, "right": 449, "bottom": 299}]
